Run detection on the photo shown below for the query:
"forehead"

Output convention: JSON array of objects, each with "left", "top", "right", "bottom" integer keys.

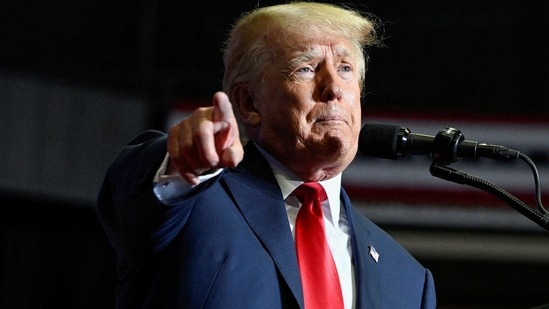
[
  {"left": 296, "top": 43, "right": 353, "bottom": 59},
  {"left": 281, "top": 38, "right": 359, "bottom": 64}
]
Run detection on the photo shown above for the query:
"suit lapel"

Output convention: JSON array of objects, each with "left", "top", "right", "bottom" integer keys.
[
  {"left": 222, "top": 143, "right": 384, "bottom": 308},
  {"left": 222, "top": 143, "right": 304, "bottom": 308},
  {"left": 341, "top": 189, "right": 383, "bottom": 309}
]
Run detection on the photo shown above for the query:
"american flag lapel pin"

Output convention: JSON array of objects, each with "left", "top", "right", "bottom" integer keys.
[{"left": 369, "top": 245, "right": 379, "bottom": 263}]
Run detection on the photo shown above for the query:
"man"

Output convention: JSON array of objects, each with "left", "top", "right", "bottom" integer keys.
[{"left": 97, "top": 2, "right": 436, "bottom": 308}]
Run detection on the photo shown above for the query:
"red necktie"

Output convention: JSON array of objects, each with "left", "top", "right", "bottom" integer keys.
[{"left": 294, "top": 182, "right": 344, "bottom": 309}]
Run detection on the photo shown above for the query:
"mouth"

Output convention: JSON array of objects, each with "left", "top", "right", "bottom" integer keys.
[{"left": 315, "top": 116, "right": 347, "bottom": 124}]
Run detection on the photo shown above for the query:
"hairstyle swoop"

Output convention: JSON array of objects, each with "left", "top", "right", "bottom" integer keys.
[{"left": 222, "top": 2, "right": 381, "bottom": 95}]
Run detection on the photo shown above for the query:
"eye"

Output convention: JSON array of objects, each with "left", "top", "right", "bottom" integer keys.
[
  {"left": 296, "top": 66, "right": 315, "bottom": 73},
  {"left": 339, "top": 64, "right": 353, "bottom": 73},
  {"left": 290, "top": 65, "right": 317, "bottom": 80}
]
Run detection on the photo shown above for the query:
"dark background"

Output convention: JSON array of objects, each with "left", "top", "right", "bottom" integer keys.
[
  {"left": 1, "top": 1, "right": 548, "bottom": 308},
  {"left": 2, "top": 1, "right": 548, "bottom": 121}
]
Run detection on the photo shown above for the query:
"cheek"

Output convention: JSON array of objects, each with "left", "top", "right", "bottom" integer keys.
[
  {"left": 260, "top": 102, "right": 301, "bottom": 138},
  {"left": 344, "top": 92, "right": 362, "bottom": 125},
  {"left": 268, "top": 88, "right": 310, "bottom": 128},
  {"left": 352, "top": 104, "right": 362, "bottom": 130}
]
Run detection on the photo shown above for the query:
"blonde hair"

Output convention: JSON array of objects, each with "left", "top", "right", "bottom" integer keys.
[{"left": 222, "top": 1, "right": 380, "bottom": 95}]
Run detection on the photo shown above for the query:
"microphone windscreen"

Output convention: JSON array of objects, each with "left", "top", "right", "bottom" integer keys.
[{"left": 358, "top": 123, "right": 401, "bottom": 160}]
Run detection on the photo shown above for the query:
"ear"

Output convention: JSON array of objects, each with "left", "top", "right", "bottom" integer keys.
[{"left": 231, "top": 83, "right": 260, "bottom": 126}]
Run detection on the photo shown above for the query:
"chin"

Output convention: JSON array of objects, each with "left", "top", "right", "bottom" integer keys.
[{"left": 314, "top": 136, "right": 353, "bottom": 160}]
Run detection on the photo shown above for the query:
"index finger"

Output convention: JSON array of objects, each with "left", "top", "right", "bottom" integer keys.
[{"left": 212, "top": 91, "right": 236, "bottom": 126}]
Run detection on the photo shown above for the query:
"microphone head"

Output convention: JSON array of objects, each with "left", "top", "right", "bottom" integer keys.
[{"left": 358, "top": 123, "right": 402, "bottom": 160}]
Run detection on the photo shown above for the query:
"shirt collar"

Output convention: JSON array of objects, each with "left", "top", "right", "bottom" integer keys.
[{"left": 254, "top": 143, "right": 342, "bottom": 224}]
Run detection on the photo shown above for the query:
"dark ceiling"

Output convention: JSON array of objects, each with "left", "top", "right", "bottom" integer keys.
[{"left": 1, "top": 0, "right": 548, "bottom": 117}]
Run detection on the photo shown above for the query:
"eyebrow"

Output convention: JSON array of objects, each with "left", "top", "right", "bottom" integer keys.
[
  {"left": 287, "top": 46, "right": 353, "bottom": 70},
  {"left": 287, "top": 49, "right": 318, "bottom": 70}
]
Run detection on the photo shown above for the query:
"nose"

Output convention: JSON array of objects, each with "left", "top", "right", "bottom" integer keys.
[{"left": 317, "top": 66, "right": 343, "bottom": 102}]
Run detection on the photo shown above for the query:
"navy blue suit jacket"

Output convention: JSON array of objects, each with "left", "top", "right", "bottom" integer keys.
[{"left": 97, "top": 130, "right": 436, "bottom": 308}]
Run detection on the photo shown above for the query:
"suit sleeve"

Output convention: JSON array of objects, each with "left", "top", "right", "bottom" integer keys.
[{"left": 96, "top": 130, "right": 195, "bottom": 261}]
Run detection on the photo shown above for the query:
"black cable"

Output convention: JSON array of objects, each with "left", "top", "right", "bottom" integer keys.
[
  {"left": 462, "top": 172, "right": 549, "bottom": 231},
  {"left": 518, "top": 153, "right": 548, "bottom": 215},
  {"left": 430, "top": 163, "right": 549, "bottom": 232}
]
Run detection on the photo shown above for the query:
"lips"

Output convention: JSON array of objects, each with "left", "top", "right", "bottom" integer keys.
[
  {"left": 313, "top": 103, "right": 349, "bottom": 123},
  {"left": 315, "top": 114, "right": 347, "bottom": 123}
]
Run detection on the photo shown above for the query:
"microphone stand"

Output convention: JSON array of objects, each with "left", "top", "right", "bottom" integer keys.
[
  {"left": 427, "top": 127, "right": 549, "bottom": 232},
  {"left": 430, "top": 163, "right": 549, "bottom": 231}
]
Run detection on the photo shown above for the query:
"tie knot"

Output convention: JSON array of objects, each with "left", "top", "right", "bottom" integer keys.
[{"left": 293, "top": 182, "right": 327, "bottom": 203}]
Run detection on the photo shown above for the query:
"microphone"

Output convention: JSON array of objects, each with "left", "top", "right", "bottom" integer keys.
[{"left": 358, "top": 123, "right": 520, "bottom": 162}]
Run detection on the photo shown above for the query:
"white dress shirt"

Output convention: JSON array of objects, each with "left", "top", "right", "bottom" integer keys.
[{"left": 153, "top": 147, "right": 355, "bottom": 309}]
